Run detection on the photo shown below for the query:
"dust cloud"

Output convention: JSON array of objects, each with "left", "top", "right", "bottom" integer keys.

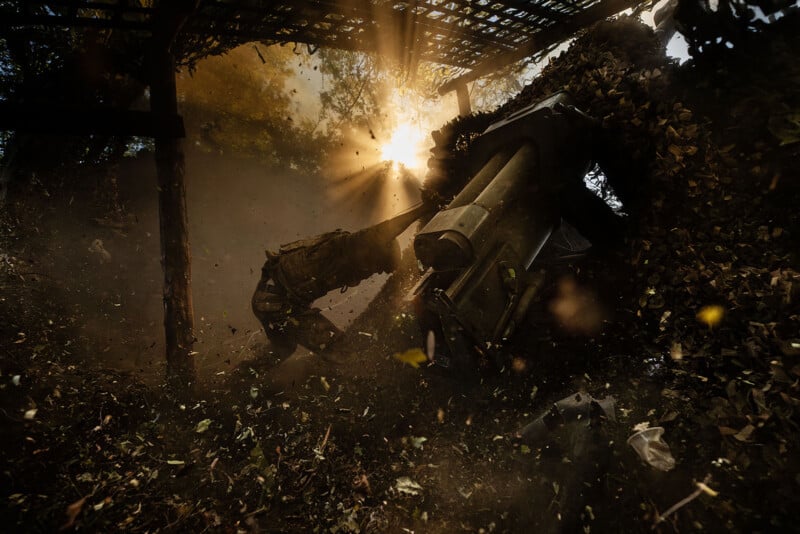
[
  {"left": 109, "top": 146, "right": 417, "bottom": 379},
  {"left": 8, "top": 145, "right": 419, "bottom": 384},
  {"left": 9, "top": 43, "right": 453, "bottom": 382}
]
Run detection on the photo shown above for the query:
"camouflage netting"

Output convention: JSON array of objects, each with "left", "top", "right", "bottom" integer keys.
[
  {"left": 423, "top": 16, "right": 701, "bottom": 215},
  {"left": 421, "top": 14, "right": 800, "bottom": 528}
]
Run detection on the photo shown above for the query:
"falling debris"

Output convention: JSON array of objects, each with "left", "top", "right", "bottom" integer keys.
[
  {"left": 409, "top": 436, "right": 428, "bottom": 450},
  {"left": 517, "top": 392, "right": 616, "bottom": 444},
  {"left": 655, "top": 476, "right": 717, "bottom": 527},
  {"left": 395, "top": 476, "right": 423, "bottom": 496},
  {"left": 426, "top": 330, "right": 435, "bottom": 360},
  {"left": 549, "top": 277, "right": 605, "bottom": 335},
  {"left": 319, "top": 376, "right": 331, "bottom": 392},
  {"left": 1, "top": 9, "right": 799, "bottom": 534},
  {"left": 61, "top": 496, "right": 88, "bottom": 530},
  {"left": 392, "top": 348, "right": 428, "bottom": 368},
  {"left": 696, "top": 305, "right": 725, "bottom": 328},
  {"left": 88, "top": 239, "right": 112, "bottom": 263},
  {"left": 195, "top": 419, "right": 212, "bottom": 433},
  {"left": 669, "top": 342, "right": 683, "bottom": 361}
]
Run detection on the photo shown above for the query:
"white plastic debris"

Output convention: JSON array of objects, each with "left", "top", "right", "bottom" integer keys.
[
  {"left": 426, "top": 330, "right": 435, "bottom": 361},
  {"left": 627, "top": 426, "right": 676, "bottom": 471}
]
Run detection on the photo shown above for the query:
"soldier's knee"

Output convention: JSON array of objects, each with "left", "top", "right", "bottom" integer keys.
[{"left": 252, "top": 280, "right": 287, "bottom": 324}]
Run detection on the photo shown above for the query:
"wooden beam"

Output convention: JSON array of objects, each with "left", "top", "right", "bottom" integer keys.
[
  {"left": 0, "top": 103, "right": 184, "bottom": 138},
  {"left": 438, "top": 0, "right": 642, "bottom": 95},
  {"left": 150, "top": 1, "right": 199, "bottom": 392},
  {"left": 455, "top": 83, "right": 472, "bottom": 117}
]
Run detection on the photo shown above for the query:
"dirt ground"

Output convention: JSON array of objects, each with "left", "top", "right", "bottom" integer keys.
[{"left": 2, "top": 17, "right": 800, "bottom": 534}]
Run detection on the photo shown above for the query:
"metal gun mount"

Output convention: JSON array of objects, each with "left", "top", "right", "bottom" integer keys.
[{"left": 412, "top": 92, "right": 598, "bottom": 371}]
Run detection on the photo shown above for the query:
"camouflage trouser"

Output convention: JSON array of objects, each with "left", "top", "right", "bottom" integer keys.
[{"left": 251, "top": 276, "right": 343, "bottom": 360}]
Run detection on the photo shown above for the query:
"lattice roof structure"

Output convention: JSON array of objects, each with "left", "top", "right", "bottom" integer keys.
[{"left": 1, "top": 0, "right": 642, "bottom": 92}]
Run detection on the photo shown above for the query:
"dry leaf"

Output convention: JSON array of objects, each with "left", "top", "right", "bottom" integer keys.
[
  {"left": 393, "top": 348, "right": 428, "bottom": 368},
  {"left": 61, "top": 496, "right": 87, "bottom": 530},
  {"left": 395, "top": 476, "right": 423, "bottom": 495},
  {"left": 697, "top": 305, "right": 725, "bottom": 328},
  {"left": 733, "top": 424, "right": 755, "bottom": 442}
]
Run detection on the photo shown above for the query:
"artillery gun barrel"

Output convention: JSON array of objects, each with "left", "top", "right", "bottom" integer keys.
[
  {"left": 414, "top": 142, "right": 539, "bottom": 271},
  {"left": 355, "top": 201, "right": 434, "bottom": 244}
]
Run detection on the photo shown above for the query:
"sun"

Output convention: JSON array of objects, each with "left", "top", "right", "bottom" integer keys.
[{"left": 380, "top": 122, "right": 426, "bottom": 171}]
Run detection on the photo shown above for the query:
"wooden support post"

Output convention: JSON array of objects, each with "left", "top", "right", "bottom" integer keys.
[
  {"left": 455, "top": 83, "right": 471, "bottom": 117},
  {"left": 150, "top": 48, "right": 196, "bottom": 391}
]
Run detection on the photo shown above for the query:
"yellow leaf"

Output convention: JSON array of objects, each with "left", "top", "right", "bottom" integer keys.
[
  {"left": 696, "top": 305, "right": 724, "bottom": 328},
  {"left": 393, "top": 348, "right": 428, "bottom": 369}
]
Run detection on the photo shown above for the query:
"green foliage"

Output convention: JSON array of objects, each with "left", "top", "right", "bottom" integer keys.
[
  {"left": 0, "top": 19, "right": 149, "bottom": 172},
  {"left": 177, "top": 44, "right": 334, "bottom": 173},
  {"left": 317, "top": 48, "right": 387, "bottom": 131}
]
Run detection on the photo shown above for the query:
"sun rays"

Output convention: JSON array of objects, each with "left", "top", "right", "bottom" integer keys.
[{"left": 380, "top": 121, "right": 427, "bottom": 172}]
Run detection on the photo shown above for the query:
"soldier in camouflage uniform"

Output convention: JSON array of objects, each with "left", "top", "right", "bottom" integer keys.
[{"left": 252, "top": 203, "right": 431, "bottom": 360}]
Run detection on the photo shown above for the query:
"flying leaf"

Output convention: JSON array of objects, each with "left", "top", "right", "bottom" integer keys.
[
  {"left": 410, "top": 436, "right": 427, "bottom": 450},
  {"left": 733, "top": 424, "right": 755, "bottom": 442},
  {"left": 250, "top": 442, "right": 268, "bottom": 471},
  {"left": 61, "top": 496, "right": 87, "bottom": 530},
  {"left": 395, "top": 476, "right": 423, "bottom": 495},
  {"left": 768, "top": 111, "right": 800, "bottom": 146},
  {"left": 696, "top": 305, "right": 724, "bottom": 328},
  {"left": 393, "top": 348, "right": 428, "bottom": 368},
  {"left": 195, "top": 419, "right": 212, "bottom": 433}
]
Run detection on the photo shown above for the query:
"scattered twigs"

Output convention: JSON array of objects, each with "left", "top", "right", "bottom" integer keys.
[
  {"left": 299, "top": 424, "right": 334, "bottom": 493},
  {"left": 318, "top": 424, "right": 332, "bottom": 456},
  {"left": 244, "top": 506, "right": 269, "bottom": 519},
  {"left": 653, "top": 475, "right": 717, "bottom": 529}
]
